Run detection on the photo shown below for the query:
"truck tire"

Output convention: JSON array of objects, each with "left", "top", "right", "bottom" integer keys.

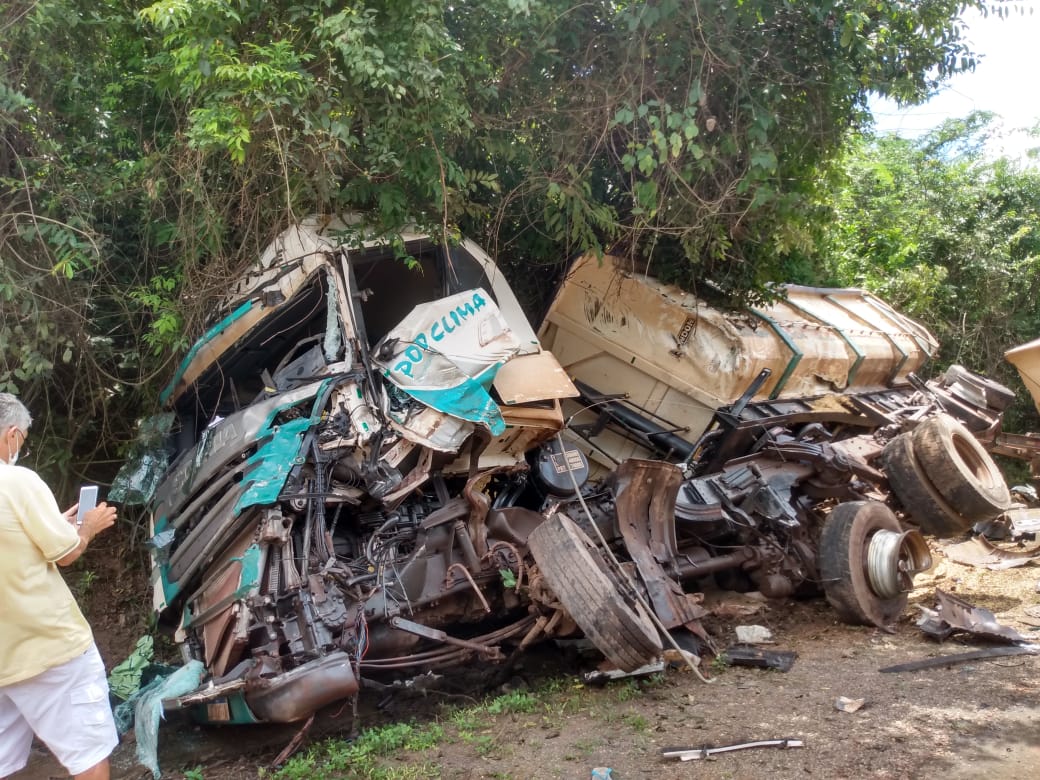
[
  {"left": 527, "top": 513, "right": 662, "bottom": 671},
  {"left": 880, "top": 433, "right": 971, "bottom": 537},
  {"left": 818, "top": 501, "right": 907, "bottom": 628},
  {"left": 911, "top": 413, "right": 1010, "bottom": 521}
]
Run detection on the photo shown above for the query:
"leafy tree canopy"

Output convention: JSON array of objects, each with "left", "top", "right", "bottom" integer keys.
[{"left": 0, "top": 0, "right": 1007, "bottom": 486}]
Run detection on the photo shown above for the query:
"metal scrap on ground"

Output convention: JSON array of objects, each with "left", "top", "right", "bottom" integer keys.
[
  {"left": 916, "top": 589, "right": 1028, "bottom": 643},
  {"left": 942, "top": 536, "right": 1040, "bottom": 570},
  {"left": 879, "top": 645, "right": 1040, "bottom": 673},
  {"left": 719, "top": 645, "right": 797, "bottom": 672},
  {"left": 880, "top": 589, "right": 1039, "bottom": 673},
  {"left": 661, "top": 739, "right": 805, "bottom": 762}
]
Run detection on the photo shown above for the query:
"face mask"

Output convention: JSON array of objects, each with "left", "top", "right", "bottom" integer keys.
[{"left": 5, "top": 430, "right": 20, "bottom": 465}]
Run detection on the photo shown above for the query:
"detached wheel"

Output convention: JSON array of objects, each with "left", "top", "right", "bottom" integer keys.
[
  {"left": 819, "top": 501, "right": 931, "bottom": 629},
  {"left": 881, "top": 433, "right": 972, "bottom": 537},
  {"left": 911, "top": 413, "right": 1010, "bottom": 521},
  {"left": 528, "top": 513, "right": 662, "bottom": 671}
]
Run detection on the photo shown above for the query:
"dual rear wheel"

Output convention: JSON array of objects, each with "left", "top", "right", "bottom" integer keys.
[
  {"left": 531, "top": 413, "right": 1009, "bottom": 640},
  {"left": 821, "top": 413, "right": 1011, "bottom": 628},
  {"left": 881, "top": 413, "right": 1010, "bottom": 537}
]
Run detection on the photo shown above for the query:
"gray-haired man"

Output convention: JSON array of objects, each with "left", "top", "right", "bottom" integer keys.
[{"left": 0, "top": 392, "right": 119, "bottom": 780}]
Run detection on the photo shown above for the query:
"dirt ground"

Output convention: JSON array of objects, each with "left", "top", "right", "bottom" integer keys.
[{"left": 13, "top": 535, "right": 1040, "bottom": 780}]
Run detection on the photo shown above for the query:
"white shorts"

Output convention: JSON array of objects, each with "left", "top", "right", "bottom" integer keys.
[{"left": 0, "top": 643, "right": 119, "bottom": 776}]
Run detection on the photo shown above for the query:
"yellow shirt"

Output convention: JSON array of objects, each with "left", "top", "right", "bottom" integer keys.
[{"left": 0, "top": 463, "right": 92, "bottom": 686}]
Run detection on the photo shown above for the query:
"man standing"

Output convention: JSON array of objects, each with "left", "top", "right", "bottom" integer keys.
[{"left": 0, "top": 393, "right": 119, "bottom": 780}]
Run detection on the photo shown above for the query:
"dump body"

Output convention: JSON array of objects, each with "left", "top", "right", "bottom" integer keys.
[{"left": 538, "top": 253, "right": 939, "bottom": 467}]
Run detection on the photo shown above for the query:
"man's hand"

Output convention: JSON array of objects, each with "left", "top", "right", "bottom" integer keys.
[
  {"left": 81, "top": 502, "right": 117, "bottom": 538},
  {"left": 56, "top": 502, "right": 117, "bottom": 567}
]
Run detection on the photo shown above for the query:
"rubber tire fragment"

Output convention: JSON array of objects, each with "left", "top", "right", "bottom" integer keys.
[{"left": 528, "top": 512, "right": 662, "bottom": 672}]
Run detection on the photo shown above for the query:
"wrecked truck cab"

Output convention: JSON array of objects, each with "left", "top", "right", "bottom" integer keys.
[
  {"left": 130, "top": 220, "right": 592, "bottom": 724},
  {"left": 159, "top": 222, "right": 550, "bottom": 455},
  {"left": 114, "top": 236, "right": 1021, "bottom": 731}
]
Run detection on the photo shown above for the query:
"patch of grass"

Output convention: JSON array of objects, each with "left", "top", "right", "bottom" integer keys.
[
  {"left": 485, "top": 690, "right": 537, "bottom": 715},
  {"left": 448, "top": 707, "right": 480, "bottom": 733},
  {"left": 537, "top": 694, "right": 581, "bottom": 728},
  {"left": 275, "top": 674, "right": 626, "bottom": 778},
  {"left": 622, "top": 713, "right": 650, "bottom": 732},
  {"left": 644, "top": 671, "right": 667, "bottom": 688},
  {"left": 473, "top": 734, "right": 498, "bottom": 757},
  {"left": 571, "top": 737, "right": 599, "bottom": 755},
  {"left": 596, "top": 705, "right": 621, "bottom": 726},
  {"left": 560, "top": 734, "right": 602, "bottom": 762},
  {"left": 183, "top": 768, "right": 204, "bottom": 780},
  {"left": 274, "top": 754, "right": 318, "bottom": 780},
  {"left": 614, "top": 680, "right": 642, "bottom": 702},
  {"left": 710, "top": 654, "right": 729, "bottom": 674},
  {"left": 534, "top": 675, "right": 569, "bottom": 696},
  {"left": 275, "top": 722, "right": 443, "bottom": 780},
  {"left": 403, "top": 724, "right": 445, "bottom": 752}
]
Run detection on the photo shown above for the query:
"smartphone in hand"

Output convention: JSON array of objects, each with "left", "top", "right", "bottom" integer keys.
[{"left": 76, "top": 485, "right": 99, "bottom": 527}]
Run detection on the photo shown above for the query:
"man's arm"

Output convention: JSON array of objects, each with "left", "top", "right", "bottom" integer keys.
[{"left": 56, "top": 503, "right": 117, "bottom": 567}]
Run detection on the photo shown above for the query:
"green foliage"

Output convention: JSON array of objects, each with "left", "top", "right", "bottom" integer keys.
[
  {"left": 71, "top": 568, "right": 99, "bottom": 601},
  {"left": 816, "top": 111, "right": 1040, "bottom": 432},
  {"left": 622, "top": 712, "right": 649, "bottom": 733},
  {"left": 1, "top": 0, "right": 1005, "bottom": 483},
  {"left": 125, "top": 0, "right": 998, "bottom": 298},
  {"left": 130, "top": 272, "right": 189, "bottom": 356},
  {"left": 484, "top": 690, "right": 536, "bottom": 715},
  {"left": 710, "top": 654, "right": 730, "bottom": 673},
  {"left": 275, "top": 721, "right": 443, "bottom": 780},
  {"left": 614, "top": 679, "right": 642, "bottom": 702},
  {"left": 457, "top": 0, "right": 995, "bottom": 303},
  {"left": 0, "top": 0, "right": 174, "bottom": 491}
]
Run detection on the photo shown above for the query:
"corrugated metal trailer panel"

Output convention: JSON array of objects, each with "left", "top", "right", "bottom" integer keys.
[{"left": 539, "top": 253, "right": 939, "bottom": 450}]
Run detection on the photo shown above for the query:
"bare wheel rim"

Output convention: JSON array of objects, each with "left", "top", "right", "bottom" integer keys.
[{"left": 867, "top": 529, "right": 932, "bottom": 600}]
